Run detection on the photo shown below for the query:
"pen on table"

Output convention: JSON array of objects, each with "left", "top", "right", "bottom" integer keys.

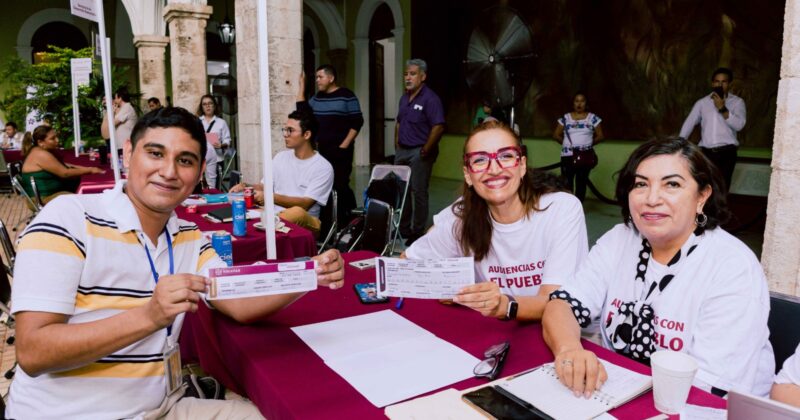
[{"left": 396, "top": 297, "right": 404, "bottom": 310}]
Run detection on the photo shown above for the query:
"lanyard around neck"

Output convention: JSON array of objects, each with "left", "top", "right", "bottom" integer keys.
[
  {"left": 143, "top": 229, "right": 175, "bottom": 335},
  {"left": 144, "top": 230, "right": 174, "bottom": 283}
]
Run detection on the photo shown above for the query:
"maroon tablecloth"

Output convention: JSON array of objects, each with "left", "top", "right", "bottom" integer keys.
[
  {"left": 2, "top": 148, "right": 95, "bottom": 165},
  {"left": 175, "top": 203, "right": 317, "bottom": 265},
  {"left": 3, "top": 149, "right": 114, "bottom": 194},
  {"left": 179, "top": 251, "right": 726, "bottom": 419},
  {"left": 2, "top": 149, "right": 22, "bottom": 163},
  {"left": 75, "top": 168, "right": 116, "bottom": 194}
]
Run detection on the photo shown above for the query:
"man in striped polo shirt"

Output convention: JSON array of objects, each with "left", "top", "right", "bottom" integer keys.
[
  {"left": 7, "top": 107, "right": 345, "bottom": 419},
  {"left": 297, "top": 64, "right": 364, "bottom": 225}
]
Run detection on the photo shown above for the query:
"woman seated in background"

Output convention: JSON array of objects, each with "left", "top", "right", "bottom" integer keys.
[
  {"left": 542, "top": 137, "right": 774, "bottom": 398},
  {"left": 404, "top": 120, "right": 589, "bottom": 321},
  {"left": 20, "top": 125, "right": 104, "bottom": 203}
]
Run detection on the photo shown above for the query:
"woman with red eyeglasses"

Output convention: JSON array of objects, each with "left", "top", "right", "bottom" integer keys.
[{"left": 404, "top": 120, "right": 589, "bottom": 321}]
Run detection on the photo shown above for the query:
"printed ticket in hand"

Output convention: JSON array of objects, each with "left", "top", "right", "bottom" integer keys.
[
  {"left": 207, "top": 261, "right": 317, "bottom": 300},
  {"left": 375, "top": 257, "right": 474, "bottom": 299}
]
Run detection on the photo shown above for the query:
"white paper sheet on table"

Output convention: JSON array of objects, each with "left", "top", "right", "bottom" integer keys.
[
  {"left": 679, "top": 404, "right": 727, "bottom": 419},
  {"left": 291, "top": 310, "right": 480, "bottom": 407}
]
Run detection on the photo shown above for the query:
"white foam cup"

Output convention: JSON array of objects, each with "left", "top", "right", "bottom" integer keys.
[{"left": 650, "top": 350, "right": 698, "bottom": 415}]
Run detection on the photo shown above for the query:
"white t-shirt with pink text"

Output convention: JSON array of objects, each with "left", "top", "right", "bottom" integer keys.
[
  {"left": 405, "top": 192, "right": 588, "bottom": 295},
  {"left": 560, "top": 224, "right": 774, "bottom": 396}
]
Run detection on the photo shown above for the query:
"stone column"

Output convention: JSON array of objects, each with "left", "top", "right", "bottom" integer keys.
[
  {"left": 164, "top": 3, "right": 213, "bottom": 110},
  {"left": 762, "top": 1, "right": 800, "bottom": 296},
  {"left": 235, "top": 0, "right": 302, "bottom": 182},
  {"left": 133, "top": 35, "right": 170, "bottom": 110}
]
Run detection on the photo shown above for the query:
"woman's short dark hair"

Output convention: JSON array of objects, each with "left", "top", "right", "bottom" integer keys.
[
  {"left": 615, "top": 136, "right": 730, "bottom": 232},
  {"left": 130, "top": 107, "right": 207, "bottom": 163}
]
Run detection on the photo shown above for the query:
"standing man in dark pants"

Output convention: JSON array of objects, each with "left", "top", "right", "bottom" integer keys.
[
  {"left": 297, "top": 65, "right": 364, "bottom": 226},
  {"left": 395, "top": 59, "right": 445, "bottom": 245},
  {"left": 679, "top": 67, "right": 746, "bottom": 193}
]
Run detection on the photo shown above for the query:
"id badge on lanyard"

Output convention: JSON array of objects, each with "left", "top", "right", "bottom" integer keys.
[
  {"left": 163, "top": 343, "right": 182, "bottom": 395},
  {"left": 143, "top": 229, "right": 182, "bottom": 395}
]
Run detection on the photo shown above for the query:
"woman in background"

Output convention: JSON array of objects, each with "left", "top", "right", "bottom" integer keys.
[
  {"left": 20, "top": 125, "right": 103, "bottom": 203},
  {"left": 553, "top": 92, "right": 604, "bottom": 201},
  {"left": 197, "top": 94, "right": 231, "bottom": 188}
]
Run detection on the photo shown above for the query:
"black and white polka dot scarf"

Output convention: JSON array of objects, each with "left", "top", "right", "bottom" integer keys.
[{"left": 551, "top": 235, "right": 700, "bottom": 364}]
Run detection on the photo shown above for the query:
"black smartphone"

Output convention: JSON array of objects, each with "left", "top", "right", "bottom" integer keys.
[
  {"left": 462, "top": 386, "right": 551, "bottom": 420},
  {"left": 353, "top": 283, "right": 390, "bottom": 304},
  {"left": 712, "top": 86, "right": 725, "bottom": 97}
]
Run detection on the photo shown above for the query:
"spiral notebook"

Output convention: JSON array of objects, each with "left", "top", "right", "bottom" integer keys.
[{"left": 496, "top": 360, "right": 652, "bottom": 419}]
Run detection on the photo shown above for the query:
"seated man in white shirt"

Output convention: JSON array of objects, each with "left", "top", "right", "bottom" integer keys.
[
  {"left": 1, "top": 122, "right": 23, "bottom": 149},
  {"left": 231, "top": 110, "right": 334, "bottom": 233}
]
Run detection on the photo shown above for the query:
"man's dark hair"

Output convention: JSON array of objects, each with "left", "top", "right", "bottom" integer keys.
[
  {"left": 115, "top": 87, "right": 131, "bottom": 103},
  {"left": 147, "top": 97, "right": 161, "bottom": 106},
  {"left": 712, "top": 67, "right": 734, "bottom": 82},
  {"left": 130, "top": 107, "right": 207, "bottom": 162},
  {"left": 5, "top": 122, "right": 17, "bottom": 130},
  {"left": 616, "top": 136, "right": 730, "bottom": 232},
  {"left": 288, "top": 109, "right": 318, "bottom": 147},
  {"left": 315, "top": 64, "right": 337, "bottom": 81}
]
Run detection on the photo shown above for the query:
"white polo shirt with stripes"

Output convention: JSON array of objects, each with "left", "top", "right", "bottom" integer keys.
[{"left": 7, "top": 182, "right": 224, "bottom": 419}]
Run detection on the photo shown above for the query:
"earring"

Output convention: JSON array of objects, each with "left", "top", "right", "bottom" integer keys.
[{"left": 695, "top": 212, "right": 708, "bottom": 228}]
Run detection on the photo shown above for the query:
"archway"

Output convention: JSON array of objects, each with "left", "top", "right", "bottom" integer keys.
[
  {"left": 353, "top": 0, "right": 405, "bottom": 166},
  {"left": 302, "top": 26, "right": 319, "bottom": 98},
  {"left": 16, "top": 8, "right": 92, "bottom": 63},
  {"left": 367, "top": 3, "right": 395, "bottom": 164},
  {"left": 30, "top": 22, "right": 89, "bottom": 64}
]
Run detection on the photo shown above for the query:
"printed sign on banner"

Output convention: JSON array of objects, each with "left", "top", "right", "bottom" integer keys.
[
  {"left": 70, "top": 0, "right": 98, "bottom": 22},
  {"left": 71, "top": 58, "right": 92, "bottom": 87}
]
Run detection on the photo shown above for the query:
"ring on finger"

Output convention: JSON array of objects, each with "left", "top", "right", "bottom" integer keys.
[{"left": 561, "top": 359, "right": 573, "bottom": 367}]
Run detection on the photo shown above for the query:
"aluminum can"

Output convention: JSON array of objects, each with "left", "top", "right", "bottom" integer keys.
[
  {"left": 244, "top": 187, "right": 254, "bottom": 208},
  {"left": 211, "top": 231, "right": 233, "bottom": 266},
  {"left": 232, "top": 198, "right": 247, "bottom": 237}
]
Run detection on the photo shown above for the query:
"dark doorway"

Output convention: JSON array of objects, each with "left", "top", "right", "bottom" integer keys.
[
  {"left": 368, "top": 3, "right": 394, "bottom": 164},
  {"left": 207, "top": 32, "right": 232, "bottom": 62},
  {"left": 303, "top": 28, "right": 316, "bottom": 100},
  {"left": 31, "top": 22, "right": 88, "bottom": 63}
]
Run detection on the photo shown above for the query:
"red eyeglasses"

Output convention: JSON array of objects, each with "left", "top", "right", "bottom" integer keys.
[{"left": 464, "top": 146, "right": 523, "bottom": 173}]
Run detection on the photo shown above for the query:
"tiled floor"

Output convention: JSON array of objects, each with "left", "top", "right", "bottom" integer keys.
[
  {"left": 0, "top": 192, "right": 31, "bottom": 399},
  {"left": 0, "top": 173, "right": 767, "bottom": 399}
]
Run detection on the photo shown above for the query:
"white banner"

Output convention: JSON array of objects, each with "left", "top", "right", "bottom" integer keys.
[
  {"left": 70, "top": 0, "right": 98, "bottom": 22},
  {"left": 70, "top": 58, "right": 92, "bottom": 87},
  {"left": 24, "top": 86, "right": 42, "bottom": 133},
  {"left": 70, "top": 58, "right": 92, "bottom": 156}
]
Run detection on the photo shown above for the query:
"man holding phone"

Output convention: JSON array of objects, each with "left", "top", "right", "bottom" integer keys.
[{"left": 679, "top": 67, "right": 746, "bottom": 192}]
